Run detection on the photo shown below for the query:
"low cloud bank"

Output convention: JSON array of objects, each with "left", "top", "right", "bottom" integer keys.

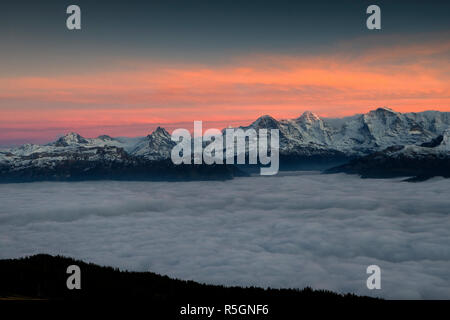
[{"left": 0, "top": 172, "right": 449, "bottom": 299}]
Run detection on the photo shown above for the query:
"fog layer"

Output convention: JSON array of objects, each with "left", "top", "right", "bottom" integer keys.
[{"left": 1, "top": 172, "right": 449, "bottom": 299}]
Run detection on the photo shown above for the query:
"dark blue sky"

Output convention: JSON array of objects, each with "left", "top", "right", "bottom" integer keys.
[{"left": 1, "top": 0, "right": 449, "bottom": 75}]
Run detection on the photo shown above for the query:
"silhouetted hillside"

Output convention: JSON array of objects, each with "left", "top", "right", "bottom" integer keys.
[{"left": 0, "top": 254, "right": 378, "bottom": 316}]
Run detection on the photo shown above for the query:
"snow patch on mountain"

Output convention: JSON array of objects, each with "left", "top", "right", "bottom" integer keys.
[{"left": 435, "top": 129, "right": 450, "bottom": 151}]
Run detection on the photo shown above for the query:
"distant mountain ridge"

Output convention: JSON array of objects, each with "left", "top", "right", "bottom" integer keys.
[{"left": 0, "top": 108, "right": 449, "bottom": 182}]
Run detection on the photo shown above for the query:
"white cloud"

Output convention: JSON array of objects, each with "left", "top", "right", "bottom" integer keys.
[{"left": 0, "top": 172, "right": 449, "bottom": 299}]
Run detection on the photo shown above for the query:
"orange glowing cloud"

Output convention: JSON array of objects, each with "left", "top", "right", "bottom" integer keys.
[{"left": 0, "top": 38, "right": 449, "bottom": 143}]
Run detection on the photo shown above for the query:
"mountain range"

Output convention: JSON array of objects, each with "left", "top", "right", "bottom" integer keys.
[{"left": 1, "top": 107, "right": 449, "bottom": 182}]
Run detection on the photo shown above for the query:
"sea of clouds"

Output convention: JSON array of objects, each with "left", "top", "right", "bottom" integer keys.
[{"left": 0, "top": 172, "right": 449, "bottom": 299}]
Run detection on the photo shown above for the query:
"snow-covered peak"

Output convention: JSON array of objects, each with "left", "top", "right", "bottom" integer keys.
[
  {"left": 297, "top": 111, "right": 321, "bottom": 123},
  {"left": 250, "top": 115, "right": 279, "bottom": 129},
  {"left": 292, "top": 111, "right": 327, "bottom": 144},
  {"left": 150, "top": 126, "right": 171, "bottom": 139},
  {"left": 130, "top": 126, "right": 175, "bottom": 160},
  {"left": 53, "top": 132, "right": 88, "bottom": 147}
]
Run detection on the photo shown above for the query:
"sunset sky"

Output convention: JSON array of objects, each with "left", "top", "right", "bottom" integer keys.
[{"left": 1, "top": 0, "right": 449, "bottom": 145}]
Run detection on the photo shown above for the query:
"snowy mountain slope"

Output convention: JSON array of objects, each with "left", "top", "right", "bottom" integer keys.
[
  {"left": 47, "top": 132, "right": 142, "bottom": 153},
  {"left": 0, "top": 145, "right": 133, "bottom": 172},
  {"left": 319, "top": 107, "right": 438, "bottom": 154},
  {"left": 326, "top": 129, "right": 450, "bottom": 180},
  {"left": 405, "top": 110, "right": 450, "bottom": 134},
  {"left": 0, "top": 132, "right": 147, "bottom": 178}
]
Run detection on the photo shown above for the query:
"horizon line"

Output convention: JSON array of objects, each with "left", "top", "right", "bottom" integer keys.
[{"left": 1, "top": 107, "right": 448, "bottom": 147}]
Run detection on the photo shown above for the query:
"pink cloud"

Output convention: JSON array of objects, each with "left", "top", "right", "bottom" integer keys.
[{"left": 0, "top": 38, "right": 449, "bottom": 143}]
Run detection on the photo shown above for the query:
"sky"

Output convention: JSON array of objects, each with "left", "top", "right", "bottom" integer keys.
[
  {"left": 1, "top": 0, "right": 449, "bottom": 145},
  {"left": 1, "top": 173, "right": 450, "bottom": 299}
]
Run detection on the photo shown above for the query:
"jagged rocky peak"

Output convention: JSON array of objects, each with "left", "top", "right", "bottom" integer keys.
[
  {"left": 54, "top": 132, "right": 88, "bottom": 147},
  {"left": 251, "top": 115, "right": 279, "bottom": 129},
  {"left": 148, "top": 126, "right": 171, "bottom": 139},
  {"left": 295, "top": 111, "right": 324, "bottom": 134},
  {"left": 129, "top": 126, "right": 175, "bottom": 160},
  {"left": 297, "top": 111, "right": 321, "bottom": 123}
]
